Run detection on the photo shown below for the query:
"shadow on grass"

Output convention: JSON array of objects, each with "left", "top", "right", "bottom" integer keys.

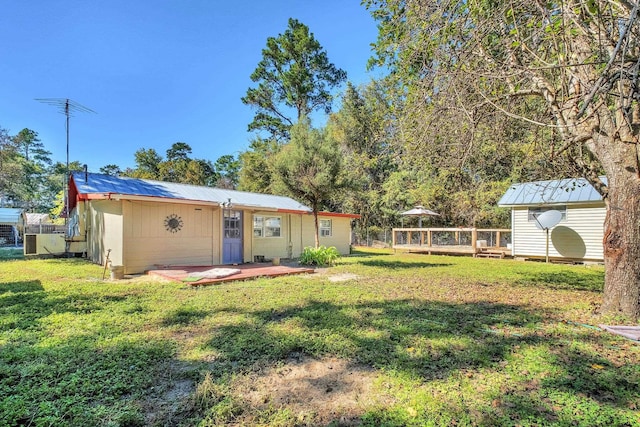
[
  {"left": 205, "top": 299, "right": 537, "bottom": 378},
  {"left": 202, "top": 298, "right": 638, "bottom": 420},
  {"left": 515, "top": 270, "right": 604, "bottom": 292},
  {"left": 359, "top": 259, "right": 453, "bottom": 269},
  {"left": 1, "top": 333, "right": 176, "bottom": 426},
  {"left": 347, "top": 249, "right": 393, "bottom": 258},
  {"left": 0, "top": 279, "right": 142, "bottom": 331},
  {"left": 475, "top": 339, "right": 640, "bottom": 426},
  {"left": 547, "top": 342, "right": 639, "bottom": 405},
  {"left": 162, "top": 307, "right": 210, "bottom": 326},
  {"left": 0, "top": 280, "right": 43, "bottom": 294}
]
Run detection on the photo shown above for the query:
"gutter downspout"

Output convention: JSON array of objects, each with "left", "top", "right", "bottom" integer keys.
[{"left": 288, "top": 214, "right": 293, "bottom": 259}]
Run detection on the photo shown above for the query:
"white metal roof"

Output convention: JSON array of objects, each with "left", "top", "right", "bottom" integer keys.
[
  {"left": 71, "top": 172, "right": 313, "bottom": 213},
  {"left": 498, "top": 177, "right": 606, "bottom": 207},
  {"left": 0, "top": 208, "right": 22, "bottom": 224},
  {"left": 25, "top": 213, "right": 51, "bottom": 224}
]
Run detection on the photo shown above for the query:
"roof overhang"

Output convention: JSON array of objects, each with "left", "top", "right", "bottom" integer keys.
[
  {"left": 317, "top": 211, "right": 361, "bottom": 219},
  {"left": 498, "top": 200, "right": 606, "bottom": 208},
  {"left": 69, "top": 173, "right": 359, "bottom": 218}
]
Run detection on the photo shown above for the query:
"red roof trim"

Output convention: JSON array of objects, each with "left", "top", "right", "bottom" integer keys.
[
  {"left": 277, "top": 208, "right": 311, "bottom": 215},
  {"left": 318, "top": 211, "right": 361, "bottom": 219},
  {"left": 276, "top": 208, "right": 360, "bottom": 219},
  {"left": 68, "top": 175, "right": 79, "bottom": 211}
]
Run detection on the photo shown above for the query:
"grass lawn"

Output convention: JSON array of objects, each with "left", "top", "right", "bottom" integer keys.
[{"left": 1, "top": 248, "right": 638, "bottom": 426}]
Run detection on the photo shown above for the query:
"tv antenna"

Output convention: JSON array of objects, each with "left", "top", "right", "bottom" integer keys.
[{"left": 35, "top": 98, "right": 96, "bottom": 218}]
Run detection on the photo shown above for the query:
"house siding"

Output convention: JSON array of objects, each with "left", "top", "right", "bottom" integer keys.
[
  {"left": 300, "top": 214, "right": 353, "bottom": 254},
  {"left": 87, "top": 200, "right": 124, "bottom": 268},
  {"left": 250, "top": 211, "right": 292, "bottom": 260},
  {"left": 512, "top": 203, "right": 605, "bottom": 260},
  {"left": 122, "top": 201, "right": 218, "bottom": 274},
  {"left": 250, "top": 212, "right": 353, "bottom": 260}
]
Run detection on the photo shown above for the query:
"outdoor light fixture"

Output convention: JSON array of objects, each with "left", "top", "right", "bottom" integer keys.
[{"left": 220, "top": 198, "right": 232, "bottom": 209}]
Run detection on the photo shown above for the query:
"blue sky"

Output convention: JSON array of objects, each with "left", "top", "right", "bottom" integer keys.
[{"left": 1, "top": 1, "right": 381, "bottom": 172}]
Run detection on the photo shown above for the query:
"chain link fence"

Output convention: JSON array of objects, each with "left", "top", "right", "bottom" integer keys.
[
  {"left": 351, "top": 228, "right": 394, "bottom": 248},
  {"left": 0, "top": 225, "right": 20, "bottom": 247}
]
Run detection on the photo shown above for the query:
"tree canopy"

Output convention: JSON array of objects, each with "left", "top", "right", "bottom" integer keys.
[
  {"left": 242, "top": 18, "right": 347, "bottom": 141},
  {"left": 122, "top": 142, "right": 240, "bottom": 188},
  {"left": 273, "top": 118, "right": 350, "bottom": 247}
]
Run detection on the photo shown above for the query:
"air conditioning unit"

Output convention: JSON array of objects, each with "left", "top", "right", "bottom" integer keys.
[{"left": 24, "top": 233, "right": 66, "bottom": 256}]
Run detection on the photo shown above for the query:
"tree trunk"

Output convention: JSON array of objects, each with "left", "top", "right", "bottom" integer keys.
[
  {"left": 313, "top": 205, "right": 320, "bottom": 249},
  {"left": 600, "top": 173, "right": 640, "bottom": 319}
]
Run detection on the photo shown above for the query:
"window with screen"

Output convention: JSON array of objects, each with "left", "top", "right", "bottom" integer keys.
[
  {"left": 253, "top": 215, "right": 281, "bottom": 237},
  {"left": 320, "top": 219, "right": 332, "bottom": 237},
  {"left": 528, "top": 206, "right": 567, "bottom": 222}
]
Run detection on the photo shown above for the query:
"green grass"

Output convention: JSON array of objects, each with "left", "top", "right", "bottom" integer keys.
[{"left": 1, "top": 250, "right": 639, "bottom": 426}]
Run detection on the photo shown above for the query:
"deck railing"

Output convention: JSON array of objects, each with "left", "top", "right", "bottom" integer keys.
[
  {"left": 392, "top": 227, "right": 511, "bottom": 255},
  {"left": 24, "top": 224, "right": 66, "bottom": 234}
]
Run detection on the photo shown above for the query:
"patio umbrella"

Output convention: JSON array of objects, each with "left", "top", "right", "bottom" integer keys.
[{"left": 400, "top": 205, "right": 440, "bottom": 228}]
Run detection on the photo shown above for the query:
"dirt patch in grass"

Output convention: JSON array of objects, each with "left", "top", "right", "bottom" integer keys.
[
  {"left": 141, "top": 360, "right": 197, "bottom": 426},
  {"left": 233, "top": 354, "right": 389, "bottom": 424},
  {"left": 327, "top": 273, "right": 360, "bottom": 282}
]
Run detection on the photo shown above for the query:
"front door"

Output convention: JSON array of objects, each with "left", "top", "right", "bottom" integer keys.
[{"left": 223, "top": 210, "right": 243, "bottom": 264}]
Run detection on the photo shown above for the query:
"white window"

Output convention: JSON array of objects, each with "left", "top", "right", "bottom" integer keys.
[
  {"left": 253, "top": 215, "right": 281, "bottom": 237},
  {"left": 253, "top": 216, "right": 264, "bottom": 237},
  {"left": 320, "top": 219, "right": 332, "bottom": 237},
  {"left": 528, "top": 206, "right": 567, "bottom": 222}
]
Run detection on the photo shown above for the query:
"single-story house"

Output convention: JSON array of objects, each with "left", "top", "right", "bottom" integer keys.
[
  {"left": 67, "top": 172, "right": 359, "bottom": 274},
  {"left": 498, "top": 177, "right": 606, "bottom": 262},
  {"left": 0, "top": 207, "right": 23, "bottom": 246}
]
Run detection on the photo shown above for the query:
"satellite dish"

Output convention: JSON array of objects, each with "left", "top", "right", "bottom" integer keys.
[
  {"left": 534, "top": 210, "right": 562, "bottom": 230},
  {"left": 534, "top": 210, "right": 563, "bottom": 263}
]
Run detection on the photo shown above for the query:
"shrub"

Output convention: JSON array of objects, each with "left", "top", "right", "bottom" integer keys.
[{"left": 299, "top": 246, "right": 340, "bottom": 266}]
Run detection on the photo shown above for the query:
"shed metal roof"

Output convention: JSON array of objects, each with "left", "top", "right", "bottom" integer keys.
[
  {"left": 0, "top": 208, "right": 22, "bottom": 224},
  {"left": 498, "top": 177, "right": 606, "bottom": 207},
  {"left": 25, "top": 213, "right": 51, "bottom": 224},
  {"left": 71, "top": 172, "right": 312, "bottom": 213}
]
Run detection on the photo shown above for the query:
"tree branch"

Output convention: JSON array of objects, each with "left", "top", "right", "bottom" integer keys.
[{"left": 576, "top": 0, "right": 640, "bottom": 119}]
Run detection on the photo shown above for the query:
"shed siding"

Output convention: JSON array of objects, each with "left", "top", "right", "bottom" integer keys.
[
  {"left": 512, "top": 203, "right": 605, "bottom": 260},
  {"left": 122, "top": 201, "right": 217, "bottom": 274}
]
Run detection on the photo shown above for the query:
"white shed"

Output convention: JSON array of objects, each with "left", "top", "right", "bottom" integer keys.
[{"left": 498, "top": 177, "right": 606, "bottom": 262}]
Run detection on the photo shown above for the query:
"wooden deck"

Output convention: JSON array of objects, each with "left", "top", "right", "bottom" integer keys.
[
  {"left": 393, "top": 227, "right": 512, "bottom": 258},
  {"left": 394, "top": 244, "right": 512, "bottom": 258},
  {"left": 148, "top": 263, "right": 315, "bottom": 286},
  {"left": 394, "top": 244, "right": 476, "bottom": 254}
]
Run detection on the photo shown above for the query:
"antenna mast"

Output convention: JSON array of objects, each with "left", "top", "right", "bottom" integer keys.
[{"left": 35, "top": 98, "right": 95, "bottom": 219}]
